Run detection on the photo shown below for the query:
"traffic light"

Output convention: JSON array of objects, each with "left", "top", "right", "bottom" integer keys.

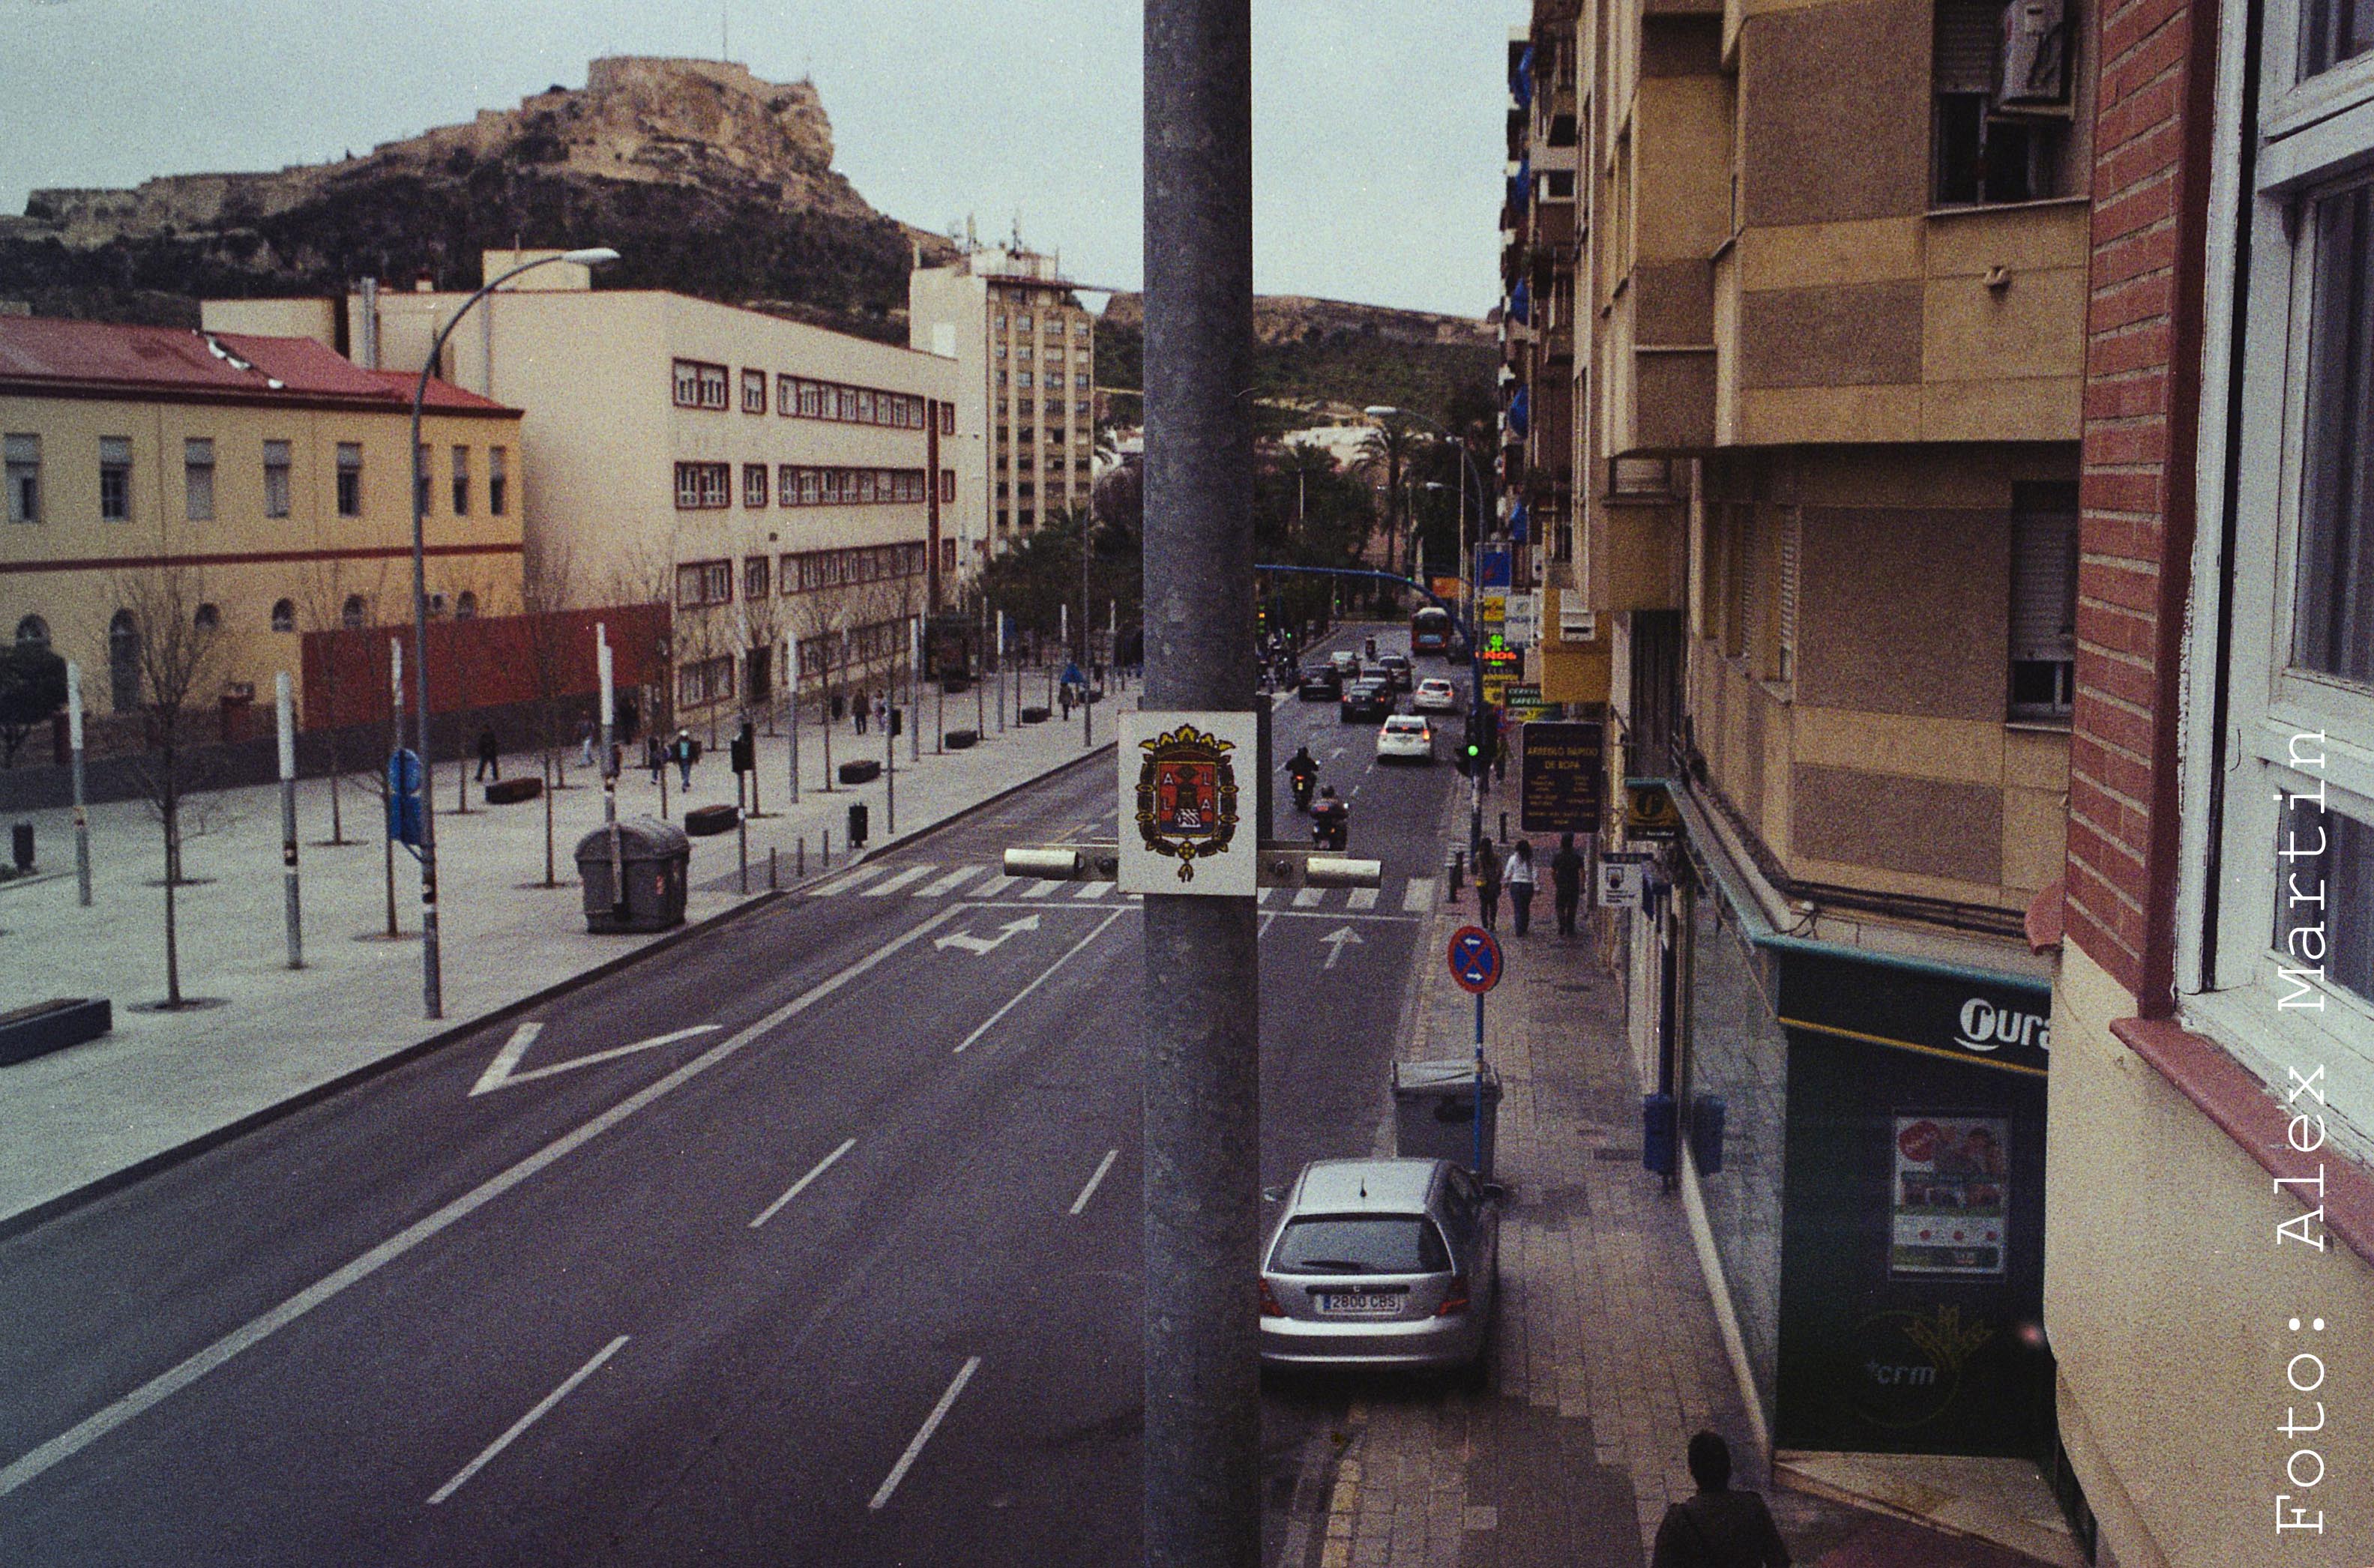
[{"left": 1457, "top": 713, "right": 1484, "bottom": 776}]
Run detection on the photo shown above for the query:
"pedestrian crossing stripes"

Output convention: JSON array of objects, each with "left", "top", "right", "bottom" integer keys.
[{"left": 802, "top": 864, "right": 1443, "bottom": 913}]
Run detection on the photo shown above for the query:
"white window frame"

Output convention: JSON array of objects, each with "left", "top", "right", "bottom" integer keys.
[{"left": 2177, "top": 0, "right": 2374, "bottom": 1154}]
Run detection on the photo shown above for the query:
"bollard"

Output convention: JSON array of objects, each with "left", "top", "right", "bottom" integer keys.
[
  {"left": 1445, "top": 847, "right": 1463, "bottom": 904},
  {"left": 769, "top": 845, "right": 779, "bottom": 890},
  {"left": 798, "top": 836, "right": 807, "bottom": 878},
  {"left": 822, "top": 827, "right": 831, "bottom": 869},
  {"left": 1498, "top": 810, "right": 1508, "bottom": 844}
]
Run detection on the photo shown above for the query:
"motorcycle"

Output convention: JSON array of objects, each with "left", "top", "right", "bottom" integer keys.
[
  {"left": 1290, "top": 771, "right": 1316, "bottom": 813},
  {"left": 1311, "top": 795, "right": 1349, "bottom": 851}
]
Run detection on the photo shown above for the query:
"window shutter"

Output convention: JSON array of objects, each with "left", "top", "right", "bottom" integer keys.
[
  {"left": 1778, "top": 508, "right": 1801, "bottom": 681},
  {"left": 1935, "top": 0, "right": 2002, "bottom": 94},
  {"left": 2010, "top": 498, "right": 2079, "bottom": 663}
]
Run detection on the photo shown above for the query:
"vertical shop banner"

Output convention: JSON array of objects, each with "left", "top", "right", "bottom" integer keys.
[
  {"left": 1888, "top": 1115, "right": 2010, "bottom": 1277},
  {"left": 1519, "top": 720, "right": 1605, "bottom": 833}
]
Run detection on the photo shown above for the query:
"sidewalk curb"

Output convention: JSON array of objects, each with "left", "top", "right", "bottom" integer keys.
[{"left": 0, "top": 734, "right": 1121, "bottom": 1245}]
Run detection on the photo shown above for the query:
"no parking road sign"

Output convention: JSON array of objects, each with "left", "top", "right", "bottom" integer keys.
[{"left": 1447, "top": 926, "right": 1503, "bottom": 994}]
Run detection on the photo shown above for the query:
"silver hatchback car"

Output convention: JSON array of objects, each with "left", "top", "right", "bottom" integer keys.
[{"left": 1258, "top": 1157, "right": 1498, "bottom": 1371}]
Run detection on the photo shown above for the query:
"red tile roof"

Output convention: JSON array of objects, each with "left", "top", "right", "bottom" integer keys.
[{"left": 0, "top": 316, "right": 515, "bottom": 414}]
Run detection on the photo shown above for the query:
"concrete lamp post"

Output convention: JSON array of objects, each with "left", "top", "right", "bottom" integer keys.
[{"left": 408, "top": 246, "right": 618, "bottom": 1020}]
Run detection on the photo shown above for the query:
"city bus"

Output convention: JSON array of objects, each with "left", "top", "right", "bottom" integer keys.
[{"left": 1410, "top": 605, "right": 1453, "bottom": 657}]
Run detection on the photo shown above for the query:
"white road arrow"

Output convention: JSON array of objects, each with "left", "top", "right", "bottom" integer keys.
[
  {"left": 470, "top": 1022, "right": 723, "bottom": 1097},
  {"left": 1319, "top": 925, "right": 1365, "bottom": 971},
  {"left": 934, "top": 914, "right": 1043, "bottom": 956}
]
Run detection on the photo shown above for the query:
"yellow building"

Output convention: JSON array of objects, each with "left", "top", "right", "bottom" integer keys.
[
  {"left": 1, "top": 314, "right": 520, "bottom": 746},
  {"left": 209, "top": 254, "right": 965, "bottom": 731},
  {"left": 909, "top": 245, "right": 1097, "bottom": 561}
]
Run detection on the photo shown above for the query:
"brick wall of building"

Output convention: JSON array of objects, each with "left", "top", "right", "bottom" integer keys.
[{"left": 2065, "top": 0, "right": 2223, "bottom": 1010}]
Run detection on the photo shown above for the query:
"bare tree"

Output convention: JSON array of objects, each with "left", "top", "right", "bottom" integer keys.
[
  {"left": 605, "top": 540, "right": 678, "bottom": 760},
  {"left": 517, "top": 546, "right": 579, "bottom": 887},
  {"left": 294, "top": 555, "right": 388, "bottom": 845},
  {"left": 106, "top": 564, "right": 224, "bottom": 1008},
  {"left": 788, "top": 565, "right": 849, "bottom": 791}
]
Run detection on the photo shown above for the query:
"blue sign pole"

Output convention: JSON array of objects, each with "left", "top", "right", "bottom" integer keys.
[{"left": 1474, "top": 988, "right": 1486, "bottom": 1174}]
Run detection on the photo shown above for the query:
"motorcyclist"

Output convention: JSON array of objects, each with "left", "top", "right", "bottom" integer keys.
[
  {"left": 1311, "top": 783, "right": 1349, "bottom": 849},
  {"left": 1287, "top": 744, "right": 1319, "bottom": 810}
]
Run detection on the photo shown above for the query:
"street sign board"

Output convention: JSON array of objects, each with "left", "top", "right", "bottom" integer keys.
[
  {"left": 1624, "top": 779, "right": 1683, "bottom": 840},
  {"left": 1502, "top": 682, "right": 1547, "bottom": 723},
  {"left": 1519, "top": 720, "right": 1605, "bottom": 833},
  {"left": 1598, "top": 851, "right": 1652, "bottom": 909},
  {"left": 1504, "top": 592, "right": 1538, "bottom": 648},
  {"left": 385, "top": 748, "right": 424, "bottom": 846},
  {"left": 1478, "top": 546, "right": 1513, "bottom": 588},
  {"left": 1478, "top": 591, "right": 1507, "bottom": 630},
  {"left": 1447, "top": 926, "right": 1504, "bottom": 994},
  {"left": 1119, "top": 710, "right": 1259, "bottom": 896}
]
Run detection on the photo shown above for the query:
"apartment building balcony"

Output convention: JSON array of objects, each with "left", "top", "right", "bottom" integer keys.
[{"left": 1714, "top": 196, "right": 2089, "bottom": 449}]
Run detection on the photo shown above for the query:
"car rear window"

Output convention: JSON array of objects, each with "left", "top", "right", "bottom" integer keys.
[
  {"left": 1385, "top": 718, "right": 1424, "bottom": 732},
  {"left": 1270, "top": 1215, "right": 1450, "bottom": 1275}
]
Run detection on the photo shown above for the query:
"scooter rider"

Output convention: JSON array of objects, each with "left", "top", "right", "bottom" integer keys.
[
  {"left": 1287, "top": 744, "right": 1319, "bottom": 810},
  {"left": 1311, "top": 783, "right": 1349, "bottom": 849}
]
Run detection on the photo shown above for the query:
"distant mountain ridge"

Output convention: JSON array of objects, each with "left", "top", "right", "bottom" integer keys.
[{"left": 0, "top": 57, "right": 952, "bottom": 342}]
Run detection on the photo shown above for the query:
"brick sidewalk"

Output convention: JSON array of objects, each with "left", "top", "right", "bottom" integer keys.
[{"left": 1300, "top": 777, "right": 2060, "bottom": 1568}]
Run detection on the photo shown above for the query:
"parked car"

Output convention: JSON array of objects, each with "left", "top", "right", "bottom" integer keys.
[
  {"left": 1298, "top": 665, "right": 1343, "bottom": 701},
  {"left": 1376, "top": 654, "right": 1414, "bottom": 691},
  {"left": 1376, "top": 714, "right": 1434, "bottom": 764},
  {"left": 1412, "top": 678, "right": 1460, "bottom": 715},
  {"left": 1339, "top": 678, "right": 1394, "bottom": 723},
  {"left": 1259, "top": 1157, "right": 1499, "bottom": 1371}
]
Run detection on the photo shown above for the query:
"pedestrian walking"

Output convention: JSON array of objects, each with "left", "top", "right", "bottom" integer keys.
[
  {"left": 1475, "top": 836, "right": 1502, "bottom": 931},
  {"left": 670, "top": 729, "right": 696, "bottom": 791},
  {"left": 577, "top": 717, "right": 597, "bottom": 769},
  {"left": 644, "top": 733, "right": 664, "bottom": 785},
  {"left": 1505, "top": 839, "right": 1536, "bottom": 936},
  {"left": 1059, "top": 682, "right": 1075, "bottom": 719},
  {"left": 873, "top": 694, "right": 889, "bottom": 734},
  {"left": 1492, "top": 732, "right": 1509, "bottom": 785},
  {"left": 1649, "top": 1432, "right": 1791, "bottom": 1567},
  {"left": 474, "top": 726, "right": 500, "bottom": 783},
  {"left": 1552, "top": 831, "right": 1585, "bottom": 937},
  {"left": 854, "top": 690, "right": 869, "bottom": 735}
]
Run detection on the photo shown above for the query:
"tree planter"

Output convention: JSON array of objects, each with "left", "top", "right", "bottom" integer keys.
[
  {"left": 837, "top": 759, "right": 883, "bottom": 785},
  {"left": 945, "top": 730, "right": 978, "bottom": 750},
  {"left": 682, "top": 803, "right": 741, "bottom": 837},
  {"left": 1019, "top": 707, "right": 1051, "bottom": 724},
  {"left": 0, "top": 998, "right": 112, "bottom": 1066},
  {"left": 485, "top": 776, "right": 543, "bottom": 805}
]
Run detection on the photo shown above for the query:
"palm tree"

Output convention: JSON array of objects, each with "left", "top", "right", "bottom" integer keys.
[{"left": 1357, "top": 417, "right": 1422, "bottom": 594}]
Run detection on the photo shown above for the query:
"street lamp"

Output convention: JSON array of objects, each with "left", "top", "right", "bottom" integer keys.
[
  {"left": 408, "top": 246, "right": 618, "bottom": 1019},
  {"left": 1368, "top": 405, "right": 1488, "bottom": 851}
]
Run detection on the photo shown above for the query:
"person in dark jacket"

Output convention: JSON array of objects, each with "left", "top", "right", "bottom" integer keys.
[
  {"left": 1551, "top": 832, "right": 1586, "bottom": 936},
  {"left": 1649, "top": 1432, "right": 1791, "bottom": 1567},
  {"left": 474, "top": 726, "right": 500, "bottom": 782},
  {"left": 644, "top": 733, "right": 665, "bottom": 785},
  {"left": 1474, "top": 836, "right": 1501, "bottom": 931}
]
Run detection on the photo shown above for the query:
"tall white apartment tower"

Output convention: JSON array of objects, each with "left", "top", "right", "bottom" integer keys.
[{"left": 909, "top": 246, "right": 1096, "bottom": 579}]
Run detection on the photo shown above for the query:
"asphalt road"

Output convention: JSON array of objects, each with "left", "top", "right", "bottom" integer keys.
[{"left": 0, "top": 623, "right": 1466, "bottom": 1567}]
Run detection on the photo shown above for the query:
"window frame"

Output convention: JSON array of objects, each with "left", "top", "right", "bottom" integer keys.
[
  {"left": 488, "top": 445, "right": 509, "bottom": 516},
  {"left": 4, "top": 433, "right": 37, "bottom": 525},
  {"left": 741, "top": 367, "right": 768, "bottom": 414},
  {"left": 98, "top": 435, "right": 133, "bottom": 522},
  {"left": 450, "top": 444, "right": 470, "bottom": 516},
  {"left": 183, "top": 438, "right": 215, "bottom": 522},
  {"left": 2177, "top": 0, "right": 2374, "bottom": 1141}
]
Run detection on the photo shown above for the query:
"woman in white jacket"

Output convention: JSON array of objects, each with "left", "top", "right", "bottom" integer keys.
[{"left": 1504, "top": 839, "right": 1537, "bottom": 936}]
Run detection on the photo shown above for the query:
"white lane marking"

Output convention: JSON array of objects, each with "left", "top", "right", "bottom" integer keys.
[
  {"left": 0, "top": 905, "right": 969, "bottom": 1502},
  {"left": 861, "top": 864, "right": 936, "bottom": 896},
  {"left": 966, "top": 875, "right": 1022, "bottom": 899},
  {"left": 1292, "top": 887, "right": 1326, "bottom": 908},
  {"left": 1328, "top": 747, "right": 1345, "bottom": 760},
  {"left": 913, "top": 865, "right": 987, "bottom": 898},
  {"left": 1259, "top": 911, "right": 1278, "bottom": 938},
  {"left": 953, "top": 906, "right": 1128, "bottom": 1054},
  {"left": 807, "top": 865, "right": 890, "bottom": 896},
  {"left": 470, "top": 1025, "right": 721, "bottom": 1097},
  {"left": 470, "top": 1022, "right": 542, "bottom": 1097},
  {"left": 1402, "top": 876, "right": 1438, "bottom": 912},
  {"left": 1016, "top": 878, "right": 1062, "bottom": 899},
  {"left": 1068, "top": 1149, "right": 1121, "bottom": 1216},
  {"left": 1347, "top": 887, "right": 1379, "bottom": 911},
  {"left": 1256, "top": 887, "right": 1277, "bottom": 905},
  {"left": 749, "top": 1137, "right": 858, "bottom": 1229},
  {"left": 1320, "top": 925, "right": 1365, "bottom": 970},
  {"left": 427, "top": 1335, "right": 629, "bottom": 1505},
  {"left": 934, "top": 914, "right": 1043, "bottom": 955},
  {"left": 869, "top": 1356, "right": 981, "bottom": 1511},
  {"left": 1069, "top": 881, "right": 1112, "bottom": 900}
]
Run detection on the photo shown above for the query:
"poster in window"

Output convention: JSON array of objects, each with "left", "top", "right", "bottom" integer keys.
[{"left": 1889, "top": 1115, "right": 2008, "bottom": 1277}]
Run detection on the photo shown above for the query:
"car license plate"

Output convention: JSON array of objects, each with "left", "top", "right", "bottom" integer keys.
[{"left": 1318, "top": 1291, "right": 1403, "bottom": 1315}]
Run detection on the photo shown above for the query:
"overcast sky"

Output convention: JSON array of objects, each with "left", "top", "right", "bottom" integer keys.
[{"left": 0, "top": 0, "right": 1524, "bottom": 319}]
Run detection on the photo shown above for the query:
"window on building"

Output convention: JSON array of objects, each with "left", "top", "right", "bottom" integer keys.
[
  {"left": 1931, "top": 0, "right": 2070, "bottom": 205},
  {"left": 941, "top": 468, "right": 956, "bottom": 503},
  {"left": 1018, "top": 313, "right": 1034, "bottom": 331},
  {"left": 2008, "top": 483, "right": 2079, "bottom": 719},
  {"left": 2302, "top": 0, "right": 2370, "bottom": 75},
  {"left": 262, "top": 440, "right": 292, "bottom": 519},
  {"left": 270, "top": 599, "right": 295, "bottom": 633},
  {"left": 744, "top": 555, "right": 771, "bottom": 600},
  {"left": 182, "top": 438, "right": 215, "bottom": 522},
  {"left": 941, "top": 404, "right": 954, "bottom": 434},
  {"left": 1019, "top": 510, "right": 1035, "bottom": 529},
  {"left": 337, "top": 443, "right": 363, "bottom": 516},
  {"left": 488, "top": 446, "right": 508, "bottom": 515},
  {"left": 193, "top": 603, "right": 220, "bottom": 633},
  {"left": 1018, "top": 372, "right": 1034, "bottom": 390},
  {"left": 450, "top": 445, "right": 469, "bottom": 516},
  {"left": 16, "top": 614, "right": 50, "bottom": 650},
  {"left": 455, "top": 591, "right": 477, "bottom": 621},
  {"left": 743, "top": 463, "right": 768, "bottom": 509},
  {"left": 996, "top": 342, "right": 1009, "bottom": 361},
  {"left": 415, "top": 444, "right": 433, "bottom": 516},
  {"left": 341, "top": 594, "right": 367, "bottom": 630},
  {"left": 1075, "top": 401, "right": 1091, "bottom": 419},
  {"left": 675, "top": 462, "right": 731, "bottom": 509},
  {"left": 99, "top": 436, "right": 132, "bottom": 522},
  {"left": 996, "top": 371, "right": 1008, "bottom": 390},
  {"left": 742, "top": 368, "right": 768, "bottom": 414},
  {"left": 1018, "top": 343, "right": 1033, "bottom": 363},
  {"left": 6, "top": 434, "right": 39, "bottom": 524},
  {"left": 674, "top": 360, "right": 729, "bottom": 410}
]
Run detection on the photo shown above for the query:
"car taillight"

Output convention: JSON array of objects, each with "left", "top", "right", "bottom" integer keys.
[
  {"left": 1259, "top": 1279, "right": 1286, "bottom": 1318},
  {"left": 1436, "top": 1274, "right": 1470, "bottom": 1316}
]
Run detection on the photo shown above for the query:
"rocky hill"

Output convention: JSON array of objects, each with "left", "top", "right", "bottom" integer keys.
[
  {"left": 0, "top": 58, "right": 952, "bottom": 343},
  {"left": 1095, "top": 292, "right": 1495, "bottom": 433}
]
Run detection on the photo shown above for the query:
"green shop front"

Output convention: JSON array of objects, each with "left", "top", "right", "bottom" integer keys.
[{"left": 1654, "top": 800, "right": 2055, "bottom": 1460}]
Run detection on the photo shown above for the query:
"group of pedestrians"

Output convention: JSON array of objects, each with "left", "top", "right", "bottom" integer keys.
[{"left": 1472, "top": 830, "right": 1588, "bottom": 938}]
